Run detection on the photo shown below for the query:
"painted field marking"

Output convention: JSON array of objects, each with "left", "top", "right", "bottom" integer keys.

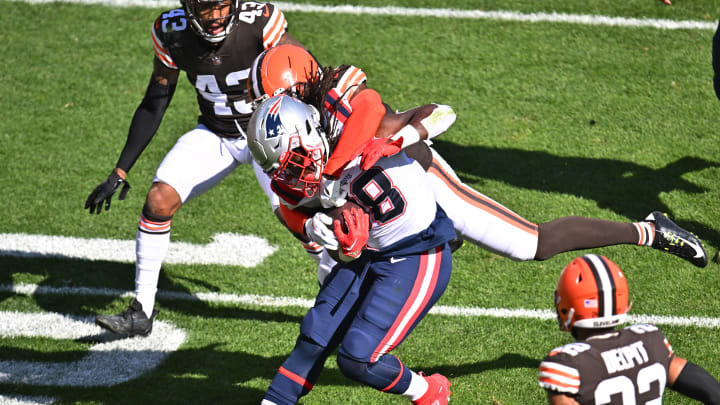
[
  {"left": 4, "top": 283, "right": 720, "bottom": 329},
  {"left": 0, "top": 233, "right": 276, "bottom": 267},
  {"left": 0, "top": 311, "right": 186, "bottom": 387},
  {"left": 15, "top": 0, "right": 717, "bottom": 30}
]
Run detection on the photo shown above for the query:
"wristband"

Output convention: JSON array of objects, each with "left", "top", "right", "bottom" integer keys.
[
  {"left": 420, "top": 104, "right": 456, "bottom": 139},
  {"left": 390, "top": 125, "right": 421, "bottom": 148}
]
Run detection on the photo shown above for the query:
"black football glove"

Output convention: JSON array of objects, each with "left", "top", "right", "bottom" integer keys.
[{"left": 85, "top": 172, "right": 131, "bottom": 214}]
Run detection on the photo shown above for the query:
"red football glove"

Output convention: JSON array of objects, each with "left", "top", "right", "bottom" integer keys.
[
  {"left": 360, "top": 137, "right": 403, "bottom": 170},
  {"left": 333, "top": 207, "right": 370, "bottom": 260}
]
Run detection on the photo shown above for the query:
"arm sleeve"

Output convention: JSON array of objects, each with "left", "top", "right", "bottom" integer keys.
[
  {"left": 279, "top": 203, "right": 310, "bottom": 236},
  {"left": 115, "top": 78, "right": 176, "bottom": 173},
  {"left": 671, "top": 361, "right": 720, "bottom": 405},
  {"left": 323, "top": 88, "right": 385, "bottom": 177}
]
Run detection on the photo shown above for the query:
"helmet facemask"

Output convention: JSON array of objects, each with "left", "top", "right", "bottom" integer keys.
[
  {"left": 273, "top": 120, "right": 327, "bottom": 198},
  {"left": 183, "top": 0, "right": 239, "bottom": 44},
  {"left": 247, "top": 96, "right": 329, "bottom": 198}
]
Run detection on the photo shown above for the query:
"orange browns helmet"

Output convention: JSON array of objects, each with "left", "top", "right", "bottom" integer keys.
[
  {"left": 248, "top": 44, "right": 322, "bottom": 105},
  {"left": 555, "top": 254, "right": 630, "bottom": 332}
]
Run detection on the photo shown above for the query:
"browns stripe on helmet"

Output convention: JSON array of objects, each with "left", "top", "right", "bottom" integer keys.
[
  {"left": 248, "top": 44, "right": 322, "bottom": 105},
  {"left": 554, "top": 254, "right": 630, "bottom": 332}
]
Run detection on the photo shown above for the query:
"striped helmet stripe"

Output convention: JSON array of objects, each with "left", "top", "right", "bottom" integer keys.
[
  {"left": 583, "top": 254, "right": 617, "bottom": 318},
  {"left": 250, "top": 50, "right": 267, "bottom": 100}
]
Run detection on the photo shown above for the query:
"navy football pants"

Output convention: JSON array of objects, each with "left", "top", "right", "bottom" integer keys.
[{"left": 263, "top": 244, "right": 452, "bottom": 404}]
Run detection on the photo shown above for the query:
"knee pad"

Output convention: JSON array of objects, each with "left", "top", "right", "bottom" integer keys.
[{"left": 336, "top": 353, "right": 367, "bottom": 381}]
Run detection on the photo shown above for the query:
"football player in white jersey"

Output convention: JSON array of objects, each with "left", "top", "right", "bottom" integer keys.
[
  {"left": 85, "top": 0, "right": 303, "bottom": 336},
  {"left": 538, "top": 254, "right": 720, "bottom": 404},
  {"left": 249, "top": 95, "right": 455, "bottom": 405}
]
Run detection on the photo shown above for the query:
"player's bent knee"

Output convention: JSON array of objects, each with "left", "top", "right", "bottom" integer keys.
[
  {"left": 336, "top": 352, "right": 368, "bottom": 381},
  {"left": 145, "top": 182, "right": 182, "bottom": 217}
]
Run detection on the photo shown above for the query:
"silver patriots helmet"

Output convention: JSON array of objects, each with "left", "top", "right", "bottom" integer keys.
[{"left": 247, "top": 95, "right": 329, "bottom": 197}]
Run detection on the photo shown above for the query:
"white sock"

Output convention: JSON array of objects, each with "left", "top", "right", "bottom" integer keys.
[
  {"left": 403, "top": 371, "right": 429, "bottom": 401},
  {"left": 260, "top": 400, "right": 277, "bottom": 405},
  {"left": 633, "top": 222, "right": 655, "bottom": 246},
  {"left": 134, "top": 228, "right": 170, "bottom": 317}
]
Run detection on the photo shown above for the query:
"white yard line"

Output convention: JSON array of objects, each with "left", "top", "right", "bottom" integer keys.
[
  {"left": 13, "top": 0, "right": 717, "bottom": 30},
  {"left": 0, "top": 232, "right": 275, "bottom": 267},
  {"left": 4, "top": 283, "right": 720, "bottom": 328}
]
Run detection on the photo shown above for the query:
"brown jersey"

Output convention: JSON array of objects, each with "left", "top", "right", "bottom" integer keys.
[
  {"left": 538, "top": 324, "right": 674, "bottom": 405},
  {"left": 151, "top": 3, "right": 288, "bottom": 137}
]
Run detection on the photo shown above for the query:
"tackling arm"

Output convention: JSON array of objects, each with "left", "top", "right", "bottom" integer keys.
[{"left": 376, "top": 103, "right": 456, "bottom": 147}]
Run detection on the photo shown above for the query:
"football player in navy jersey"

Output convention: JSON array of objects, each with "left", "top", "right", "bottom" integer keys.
[
  {"left": 85, "top": 0, "right": 303, "bottom": 336},
  {"left": 538, "top": 254, "right": 720, "bottom": 405},
  {"left": 249, "top": 95, "right": 454, "bottom": 405}
]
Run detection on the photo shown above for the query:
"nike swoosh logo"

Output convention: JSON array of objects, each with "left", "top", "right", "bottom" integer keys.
[
  {"left": 683, "top": 237, "right": 705, "bottom": 258},
  {"left": 263, "top": 5, "right": 270, "bottom": 17},
  {"left": 390, "top": 257, "right": 407, "bottom": 264}
]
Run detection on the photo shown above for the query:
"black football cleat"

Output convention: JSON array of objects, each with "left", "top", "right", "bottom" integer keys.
[
  {"left": 95, "top": 299, "right": 159, "bottom": 337},
  {"left": 448, "top": 237, "right": 465, "bottom": 253},
  {"left": 645, "top": 211, "right": 707, "bottom": 268}
]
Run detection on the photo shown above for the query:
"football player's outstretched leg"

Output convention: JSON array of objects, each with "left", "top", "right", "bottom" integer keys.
[
  {"left": 426, "top": 150, "right": 708, "bottom": 268},
  {"left": 539, "top": 254, "right": 720, "bottom": 404}
]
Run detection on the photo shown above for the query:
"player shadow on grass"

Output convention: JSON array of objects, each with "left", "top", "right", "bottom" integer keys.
[
  {"left": 0, "top": 256, "right": 304, "bottom": 325},
  {"left": 422, "top": 352, "right": 539, "bottom": 377},
  {"left": 0, "top": 345, "right": 290, "bottom": 405},
  {"left": 432, "top": 140, "right": 720, "bottom": 251}
]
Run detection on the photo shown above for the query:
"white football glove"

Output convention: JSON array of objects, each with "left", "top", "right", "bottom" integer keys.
[
  {"left": 304, "top": 212, "right": 339, "bottom": 251},
  {"left": 320, "top": 177, "right": 347, "bottom": 209}
]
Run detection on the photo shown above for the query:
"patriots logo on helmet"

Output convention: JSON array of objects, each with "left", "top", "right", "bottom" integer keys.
[{"left": 264, "top": 96, "right": 285, "bottom": 139}]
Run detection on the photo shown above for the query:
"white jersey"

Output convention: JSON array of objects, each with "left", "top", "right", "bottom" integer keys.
[{"left": 337, "top": 152, "right": 437, "bottom": 251}]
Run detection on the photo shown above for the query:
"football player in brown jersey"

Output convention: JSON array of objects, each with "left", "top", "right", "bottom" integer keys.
[
  {"left": 538, "top": 254, "right": 720, "bottom": 404},
  {"left": 247, "top": 44, "right": 709, "bottom": 287},
  {"left": 85, "top": 0, "right": 303, "bottom": 336}
]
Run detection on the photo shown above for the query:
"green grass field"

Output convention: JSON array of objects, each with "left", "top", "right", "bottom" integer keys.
[{"left": 1, "top": 0, "right": 719, "bottom": 403}]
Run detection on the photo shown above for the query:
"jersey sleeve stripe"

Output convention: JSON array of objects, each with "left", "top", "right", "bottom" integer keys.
[
  {"left": 151, "top": 28, "right": 177, "bottom": 69},
  {"left": 539, "top": 366, "right": 580, "bottom": 382},
  {"left": 539, "top": 361, "right": 580, "bottom": 377},
  {"left": 538, "top": 377, "right": 580, "bottom": 394},
  {"left": 336, "top": 66, "right": 367, "bottom": 97},
  {"left": 664, "top": 338, "right": 674, "bottom": 356},
  {"left": 263, "top": 8, "right": 287, "bottom": 48}
]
